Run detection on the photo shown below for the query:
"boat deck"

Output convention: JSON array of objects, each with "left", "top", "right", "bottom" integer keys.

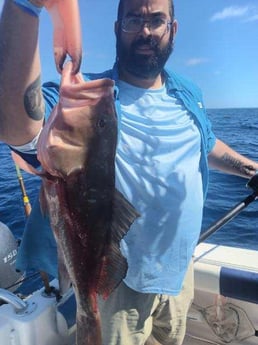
[{"left": 183, "top": 334, "right": 258, "bottom": 345}]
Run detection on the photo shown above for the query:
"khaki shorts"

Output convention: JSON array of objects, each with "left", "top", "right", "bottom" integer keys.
[{"left": 98, "top": 260, "right": 194, "bottom": 345}]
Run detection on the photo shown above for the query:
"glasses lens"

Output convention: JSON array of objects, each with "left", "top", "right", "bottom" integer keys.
[
  {"left": 122, "top": 17, "right": 142, "bottom": 33},
  {"left": 150, "top": 17, "right": 166, "bottom": 31},
  {"left": 122, "top": 17, "right": 170, "bottom": 34}
]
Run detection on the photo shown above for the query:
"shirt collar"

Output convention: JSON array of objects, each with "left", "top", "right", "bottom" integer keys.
[
  {"left": 163, "top": 69, "right": 183, "bottom": 93},
  {"left": 111, "top": 63, "right": 183, "bottom": 97}
]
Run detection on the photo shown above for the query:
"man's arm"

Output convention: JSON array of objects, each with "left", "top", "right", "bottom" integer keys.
[
  {"left": 208, "top": 139, "right": 258, "bottom": 178},
  {"left": 0, "top": 0, "right": 44, "bottom": 146}
]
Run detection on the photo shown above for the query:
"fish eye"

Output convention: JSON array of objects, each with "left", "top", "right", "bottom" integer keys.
[{"left": 97, "top": 118, "right": 106, "bottom": 128}]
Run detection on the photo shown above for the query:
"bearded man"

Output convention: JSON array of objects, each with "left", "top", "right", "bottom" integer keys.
[{"left": 1, "top": 0, "right": 258, "bottom": 344}]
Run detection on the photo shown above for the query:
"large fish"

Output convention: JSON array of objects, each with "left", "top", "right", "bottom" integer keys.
[
  {"left": 12, "top": 62, "right": 139, "bottom": 344},
  {"left": 38, "top": 62, "right": 139, "bottom": 345}
]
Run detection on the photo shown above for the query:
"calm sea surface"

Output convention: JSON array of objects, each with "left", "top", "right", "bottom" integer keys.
[{"left": 0, "top": 108, "right": 258, "bottom": 253}]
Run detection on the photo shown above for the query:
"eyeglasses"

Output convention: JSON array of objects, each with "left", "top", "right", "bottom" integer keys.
[{"left": 121, "top": 16, "right": 172, "bottom": 35}]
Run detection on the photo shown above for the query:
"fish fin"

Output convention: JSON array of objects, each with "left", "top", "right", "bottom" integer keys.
[
  {"left": 11, "top": 151, "right": 39, "bottom": 175},
  {"left": 57, "top": 245, "right": 72, "bottom": 295},
  {"left": 97, "top": 189, "right": 140, "bottom": 298}
]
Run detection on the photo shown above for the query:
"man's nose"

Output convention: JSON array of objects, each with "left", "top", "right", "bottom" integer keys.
[{"left": 140, "top": 22, "right": 152, "bottom": 36}]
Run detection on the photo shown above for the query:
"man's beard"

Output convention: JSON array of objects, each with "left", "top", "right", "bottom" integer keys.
[{"left": 116, "top": 33, "right": 174, "bottom": 79}]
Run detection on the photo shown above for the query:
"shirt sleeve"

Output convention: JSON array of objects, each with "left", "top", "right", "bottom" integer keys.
[{"left": 205, "top": 112, "right": 216, "bottom": 154}]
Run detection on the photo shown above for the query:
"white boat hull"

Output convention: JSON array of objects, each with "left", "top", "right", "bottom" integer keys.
[
  {"left": 184, "top": 243, "right": 258, "bottom": 345},
  {"left": 0, "top": 243, "right": 257, "bottom": 345}
]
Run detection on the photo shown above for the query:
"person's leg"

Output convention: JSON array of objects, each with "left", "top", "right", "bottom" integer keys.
[
  {"left": 98, "top": 281, "right": 159, "bottom": 345},
  {"left": 98, "top": 260, "right": 194, "bottom": 345},
  {"left": 148, "top": 260, "right": 194, "bottom": 345}
]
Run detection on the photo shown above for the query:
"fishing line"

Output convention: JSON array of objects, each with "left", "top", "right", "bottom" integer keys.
[{"left": 4, "top": 271, "right": 40, "bottom": 291}]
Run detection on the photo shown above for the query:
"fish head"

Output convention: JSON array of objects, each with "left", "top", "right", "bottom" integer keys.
[
  {"left": 37, "top": 63, "right": 117, "bottom": 180},
  {"left": 81, "top": 91, "right": 118, "bottom": 178}
]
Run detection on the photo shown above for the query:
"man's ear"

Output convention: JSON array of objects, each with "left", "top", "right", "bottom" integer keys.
[
  {"left": 114, "top": 21, "right": 119, "bottom": 37},
  {"left": 172, "top": 19, "right": 178, "bottom": 39}
]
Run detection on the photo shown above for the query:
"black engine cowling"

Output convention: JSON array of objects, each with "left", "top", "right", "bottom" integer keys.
[{"left": 0, "top": 221, "right": 23, "bottom": 292}]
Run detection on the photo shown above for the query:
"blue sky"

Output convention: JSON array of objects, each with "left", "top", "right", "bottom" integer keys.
[{"left": 0, "top": 0, "right": 258, "bottom": 108}]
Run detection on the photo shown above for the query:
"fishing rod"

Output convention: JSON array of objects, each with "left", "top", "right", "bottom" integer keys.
[
  {"left": 14, "top": 163, "right": 32, "bottom": 217},
  {"left": 198, "top": 173, "right": 258, "bottom": 244},
  {"left": 12, "top": 160, "right": 52, "bottom": 294}
]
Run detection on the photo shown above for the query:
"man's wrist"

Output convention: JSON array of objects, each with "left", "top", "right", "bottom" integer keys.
[{"left": 13, "top": 0, "right": 43, "bottom": 17}]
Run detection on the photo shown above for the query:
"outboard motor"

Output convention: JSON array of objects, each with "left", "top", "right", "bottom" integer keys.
[{"left": 0, "top": 221, "right": 23, "bottom": 292}]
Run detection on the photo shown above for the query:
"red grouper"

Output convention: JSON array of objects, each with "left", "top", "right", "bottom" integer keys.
[{"left": 37, "top": 62, "right": 140, "bottom": 344}]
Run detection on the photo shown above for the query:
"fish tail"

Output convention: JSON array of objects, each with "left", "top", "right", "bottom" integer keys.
[{"left": 76, "top": 310, "right": 102, "bottom": 345}]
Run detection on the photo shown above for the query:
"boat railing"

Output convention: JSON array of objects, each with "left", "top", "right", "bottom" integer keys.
[{"left": 0, "top": 288, "right": 28, "bottom": 314}]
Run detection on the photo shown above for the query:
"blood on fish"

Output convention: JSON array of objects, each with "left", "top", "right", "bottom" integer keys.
[
  {"left": 12, "top": 61, "right": 139, "bottom": 344},
  {"left": 32, "top": 62, "right": 139, "bottom": 345}
]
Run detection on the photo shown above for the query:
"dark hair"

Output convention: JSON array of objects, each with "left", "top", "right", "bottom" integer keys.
[{"left": 117, "top": 0, "right": 175, "bottom": 21}]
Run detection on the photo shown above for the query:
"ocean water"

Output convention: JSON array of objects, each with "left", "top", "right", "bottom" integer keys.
[
  {"left": 202, "top": 108, "right": 258, "bottom": 250},
  {"left": 0, "top": 108, "right": 258, "bottom": 253}
]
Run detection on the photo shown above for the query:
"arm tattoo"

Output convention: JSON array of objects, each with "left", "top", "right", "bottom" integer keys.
[
  {"left": 222, "top": 153, "right": 256, "bottom": 177},
  {"left": 24, "top": 75, "right": 45, "bottom": 121}
]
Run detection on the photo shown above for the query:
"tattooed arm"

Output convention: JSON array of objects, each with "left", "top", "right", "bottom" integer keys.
[
  {"left": 0, "top": 0, "right": 44, "bottom": 146},
  {"left": 208, "top": 139, "right": 258, "bottom": 178}
]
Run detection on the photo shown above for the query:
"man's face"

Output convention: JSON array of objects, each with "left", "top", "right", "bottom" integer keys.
[{"left": 116, "top": 0, "right": 177, "bottom": 80}]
